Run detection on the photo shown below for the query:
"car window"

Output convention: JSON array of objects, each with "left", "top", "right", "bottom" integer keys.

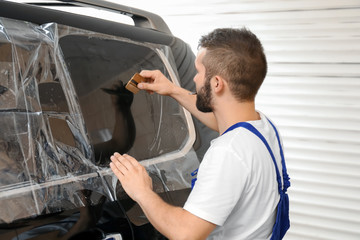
[
  {"left": 59, "top": 33, "right": 191, "bottom": 165},
  {"left": 0, "top": 18, "right": 197, "bottom": 225}
]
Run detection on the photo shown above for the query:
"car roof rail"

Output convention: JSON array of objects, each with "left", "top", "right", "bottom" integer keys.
[
  {"left": 0, "top": 0, "right": 174, "bottom": 44},
  {"left": 2, "top": 0, "right": 172, "bottom": 34},
  {"left": 68, "top": 0, "right": 172, "bottom": 34}
]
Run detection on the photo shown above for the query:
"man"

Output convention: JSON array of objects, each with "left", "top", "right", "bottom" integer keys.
[{"left": 110, "top": 28, "right": 289, "bottom": 239}]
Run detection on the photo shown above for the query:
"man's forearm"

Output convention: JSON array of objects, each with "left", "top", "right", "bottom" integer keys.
[
  {"left": 136, "top": 189, "right": 215, "bottom": 240},
  {"left": 137, "top": 190, "right": 192, "bottom": 240}
]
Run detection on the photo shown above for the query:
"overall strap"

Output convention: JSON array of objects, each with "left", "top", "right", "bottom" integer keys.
[
  {"left": 223, "top": 120, "right": 291, "bottom": 239},
  {"left": 222, "top": 120, "right": 290, "bottom": 193},
  {"left": 267, "top": 119, "right": 291, "bottom": 192}
]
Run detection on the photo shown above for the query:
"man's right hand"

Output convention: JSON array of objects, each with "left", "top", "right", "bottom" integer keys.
[
  {"left": 138, "top": 70, "right": 176, "bottom": 96},
  {"left": 139, "top": 69, "right": 219, "bottom": 132}
]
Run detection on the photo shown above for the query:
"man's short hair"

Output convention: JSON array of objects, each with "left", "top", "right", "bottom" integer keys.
[{"left": 198, "top": 28, "right": 267, "bottom": 102}]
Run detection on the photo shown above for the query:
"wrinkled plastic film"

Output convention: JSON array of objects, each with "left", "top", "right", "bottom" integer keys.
[{"left": 0, "top": 18, "right": 199, "bottom": 224}]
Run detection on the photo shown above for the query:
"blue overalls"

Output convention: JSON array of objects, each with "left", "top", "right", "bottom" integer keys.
[{"left": 222, "top": 119, "right": 290, "bottom": 240}]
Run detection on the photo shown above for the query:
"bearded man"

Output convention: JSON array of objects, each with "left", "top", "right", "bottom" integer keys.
[{"left": 110, "top": 28, "right": 290, "bottom": 240}]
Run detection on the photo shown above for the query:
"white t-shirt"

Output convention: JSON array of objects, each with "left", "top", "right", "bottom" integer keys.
[{"left": 183, "top": 112, "right": 282, "bottom": 239}]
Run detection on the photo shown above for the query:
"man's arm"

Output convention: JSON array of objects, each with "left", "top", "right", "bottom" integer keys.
[
  {"left": 139, "top": 70, "right": 218, "bottom": 132},
  {"left": 110, "top": 153, "right": 216, "bottom": 240}
]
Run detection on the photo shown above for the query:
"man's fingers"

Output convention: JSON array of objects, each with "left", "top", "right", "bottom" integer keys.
[
  {"left": 139, "top": 69, "right": 151, "bottom": 78},
  {"left": 137, "top": 82, "right": 154, "bottom": 93},
  {"left": 110, "top": 156, "right": 126, "bottom": 174},
  {"left": 123, "top": 154, "right": 141, "bottom": 167},
  {"left": 139, "top": 69, "right": 160, "bottom": 79},
  {"left": 109, "top": 162, "right": 117, "bottom": 173},
  {"left": 110, "top": 162, "right": 123, "bottom": 178},
  {"left": 112, "top": 153, "right": 134, "bottom": 171},
  {"left": 137, "top": 83, "right": 155, "bottom": 95}
]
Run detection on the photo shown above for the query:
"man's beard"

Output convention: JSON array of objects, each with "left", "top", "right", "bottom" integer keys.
[{"left": 196, "top": 78, "right": 213, "bottom": 113}]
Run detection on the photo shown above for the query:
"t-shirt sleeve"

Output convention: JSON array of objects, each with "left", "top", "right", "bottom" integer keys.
[{"left": 183, "top": 144, "right": 250, "bottom": 226}]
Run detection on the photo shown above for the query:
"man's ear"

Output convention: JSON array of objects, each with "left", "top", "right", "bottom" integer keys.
[{"left": 212, "top": 75, "right": 226, "bottom": 94}]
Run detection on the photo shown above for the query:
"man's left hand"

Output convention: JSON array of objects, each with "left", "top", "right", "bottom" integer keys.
[{"left": 110, "top": 152, "right": 153, "bottom": 202}]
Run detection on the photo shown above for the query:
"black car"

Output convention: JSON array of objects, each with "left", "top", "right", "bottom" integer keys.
[{"left": 0, "top": 1, "right": 217, "bottom": 239}]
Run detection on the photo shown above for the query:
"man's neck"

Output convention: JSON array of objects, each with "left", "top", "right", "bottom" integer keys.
[{"left": 214, "top": 101, "right": 260, "bottom": 135}]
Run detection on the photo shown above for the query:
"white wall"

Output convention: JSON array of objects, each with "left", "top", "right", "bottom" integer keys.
[{"left": 116, "top": 0, "right": 360, "bottom": 239}]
